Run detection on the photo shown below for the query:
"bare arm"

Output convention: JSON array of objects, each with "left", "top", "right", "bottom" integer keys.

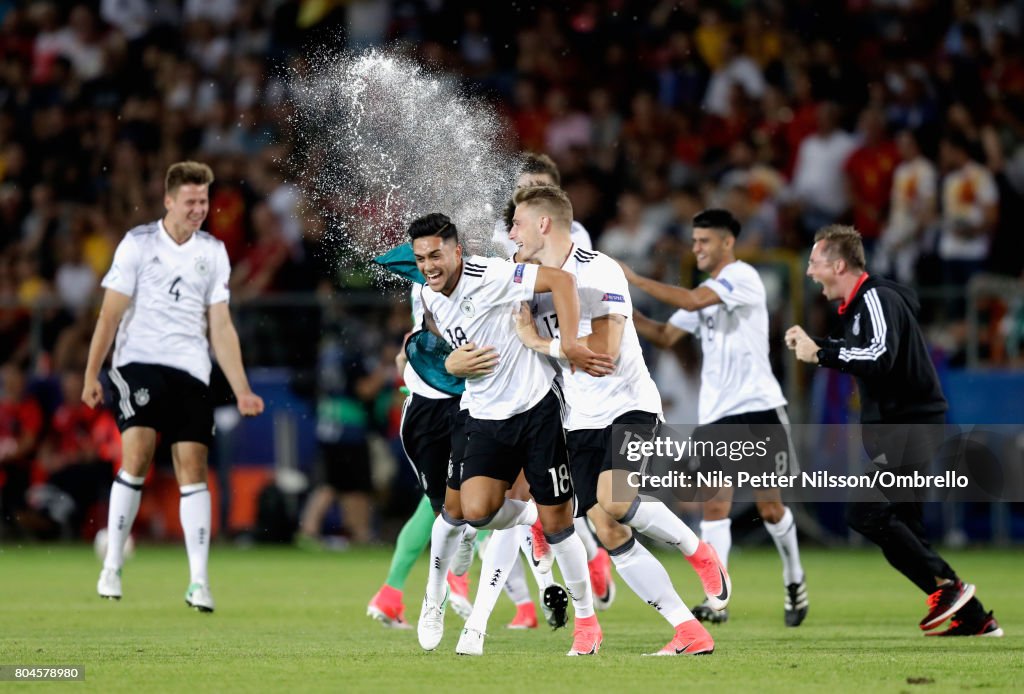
[
  {"left": 82, "top": 289, "right": 132, "bottom": 408},
  {"left": 208, "top": 302, "right": 264, "bottom": 416},
  {"left": 445, "top": 342, "right": 499, "bottom": 378},
  {"left": 619, "top": 262, "right": 722, "bottom": 311},
  {"left": 633, "top": 309, "right": 688, "bottom": 350},
  {"left": 513, "top": 304, "right": 616, "bottom": 376}
]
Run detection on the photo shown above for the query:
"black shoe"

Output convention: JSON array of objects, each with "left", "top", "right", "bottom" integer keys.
[
  {"left": 920, "top": 580, "right": 975, "bottom": 631},
  {"left": 543, "top": 584, "right": 569, "bottom": 630},
  {"left": 926, "top": 611, "right": 1004, "bottom": 637},
  {"left": 693, "top": 600, "right": 729, "bottom": 624},
  {"left": 785, "top": 580, "right": 809, "bottom": 627}
]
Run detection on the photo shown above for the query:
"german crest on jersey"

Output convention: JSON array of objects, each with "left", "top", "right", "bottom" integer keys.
[
  {"left": 133, "top": 388, "right": 150, "bottom": 407},
  {"left": 459, "top": 298, "right": 475, "bottom": 317},
  {"left": 194, "top": 256, "right": 210, "bottom": 276},
  {"left": 852, "top": 312, "right": 861, "bottom": 336}
]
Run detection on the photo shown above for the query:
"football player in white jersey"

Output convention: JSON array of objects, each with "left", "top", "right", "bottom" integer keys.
[
  {"left": 625, "top": 208, "right": 808, "bottom": 627},
  {"left": 410, "top": 213, "right": 611, "bottom": 656},
  {"left": 451, "top": 186, "right": 726, "bottom": 655},
  {"left": 83, "top": 161, "right": 264, "bottom": 612}
]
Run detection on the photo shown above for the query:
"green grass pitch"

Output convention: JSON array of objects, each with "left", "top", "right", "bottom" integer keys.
[{"left": 1, "top": 543, "right": 1020, "bottom": 693}]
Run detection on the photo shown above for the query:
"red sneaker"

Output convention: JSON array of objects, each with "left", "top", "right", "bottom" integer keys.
[
  {"left": 447, "top": 571, "right": 472, "bottom": 620},
  {"left": 366, "top": 585, "right": 410, "bottom": 628},
  {"left": 506, "top": 602, "right": 538, "bottom": 630},
  {"left": 685, "top": 541, "right": 731, "bottom": 611},
  {"left": 926, "top": 611, "right": 1004, "bottom": 637},
  {"left": 589, "top": 548, "right": 616, "bottom": 611},
  {"left": 920, "top": 580, "right": 976, "bottom": 631},
  {"left": 530, "top": 519, "right": 553, "bottom": 574},
  {"left": 566, "top": 614, "right": 603, "bottom": 656},
  {"left": 647, "top": 619, "right": 715, "bottom": 656}
]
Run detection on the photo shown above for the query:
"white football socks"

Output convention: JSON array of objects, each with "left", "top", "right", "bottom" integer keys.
[
  {"left": 465, "top": 528, "right": 521, "bottom": 633},
  {"left": 502, "top": 557, "right": 533, "bottom": 605},
  {"left": 764, "top": 506, "right": 804, "bottom": 585},
  {"left": 473, "top": 498, "right": 536, "bottom": 530},
  {"left": 426, "top": 512, "right": 464, "bottom": 604},
  {"left": 700, "top": 518, "right": 732, "bottom": 569},
  {"left": 609, "top": 537, "right": 693, "bottom": 627},
  {"left": 179, "top": 482, "right": 211, "bottom": 585},
  {"left": 547, "top": 527, "right": 594, "bottom": 619},
  {"left": 103, "top": 471, "right": 143, "bottom": 570},
  {"left": 622, "top": 497, "right": 700, "bottom": 556},
  {"left": 573, "top": 516, "right": 599, "bottom": 562}
]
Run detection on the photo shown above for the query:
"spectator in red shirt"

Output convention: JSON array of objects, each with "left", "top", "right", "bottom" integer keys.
[
  {"left": 26, "top": 369, "right": 118, "bottom": 538},
  {"left": 0, "top": 361, "right": 44, "bottom": 534},
  {"left": 844, "top": 107, "right": 900, "bottom": 249}
]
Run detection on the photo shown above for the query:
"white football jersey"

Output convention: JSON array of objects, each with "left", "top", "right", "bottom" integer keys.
[
  {"left": 492, "top": 219, "right": 593, "bottom": 256},
  {"left": 101, "top": 220, "right": 230, "bottom": 385},
  {"left": 404, "top": 284, "right": 455, "bottom": 400},
  {"left": 668, "top": 260, "right": 786, "bottom": 425},
  {"left": 421, "top": 255, "right": 555, "bottom": 420},
  {"left": 531, "top": 246, "right": 662, "bottom": 430}
]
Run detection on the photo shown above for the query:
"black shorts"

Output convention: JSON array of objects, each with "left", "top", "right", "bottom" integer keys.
[
  {"left": 461, "top": 388, "right": 572, "bottom": 506},
  {"left": 567, "top": 410, "right": 660, "bottom": 517},
  {"left": 108, "top": 363, "right": 213, "bottom": 447},
  {"left": 318, "top": 441, "right": 373, "bottom": 493},
  {"left": 399, "top": 394, "right": 460, "bottom": 511},
  {"left": 693, "top": 406, "right": 796, "bottom": 478}
]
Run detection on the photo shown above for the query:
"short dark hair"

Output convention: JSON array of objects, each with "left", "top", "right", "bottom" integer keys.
[
  {"left": 692, "top": 208, "right": 741, "bottom": 238},
  {"left": 407, "top": 212, "right": 459, "bottom": 244},
  {"left": 519, "top": 152, "right": 561, "bottom": 186},
  {"left": 814, "top": 224, "right": 866, "bottom": 270}
]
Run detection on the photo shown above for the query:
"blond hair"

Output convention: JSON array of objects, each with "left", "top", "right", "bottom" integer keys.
[
  {"left": 814, "top": 224, "right": 866, "bottom": 270},
  {"left": 513, "top": 185, "right": 573, "bottom": 229},
  {"left": 165, "top": 161, "right": 214, "bottom": 195}
]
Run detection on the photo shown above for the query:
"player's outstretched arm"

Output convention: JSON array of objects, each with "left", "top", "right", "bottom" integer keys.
[
  {"left": 82, "top": 289, "right": 132, "bottom": 408},
  {"left": 445, "top": 343, "right": 499, "bottom": 379},
  {"left": 633, "top": 309, "right": 687, "bottom": 350},
  {"left": 208, "top": 302, "right": 264, "bottom": 416},
  {"left": 618, "top": 261, "right": 721, "bottom": 312}
]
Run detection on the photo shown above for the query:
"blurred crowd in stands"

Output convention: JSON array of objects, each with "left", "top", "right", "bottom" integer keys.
[{"left": 2, "top": 1, "right": 1024, "bottom": 543}]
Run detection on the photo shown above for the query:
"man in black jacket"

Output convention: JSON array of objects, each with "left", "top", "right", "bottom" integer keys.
[{"left": 786, "top": 225, "right": 1001, "bottom": 637}]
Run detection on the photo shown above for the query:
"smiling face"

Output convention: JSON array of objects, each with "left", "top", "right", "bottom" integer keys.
[
  {"left": 412, "top": 235, "right": 462, "bottom": 295},
  {"left": 509, "top": 201, "right": 546, "bottom": 262},
  {"left": 164, "top": 183, "right": 209, "bottom": 235},
  {"left": 691, "top": 226, "right": 732, "bottom": 274},
  {"left": 806, "top": 240, "right": 843, "bottom": 300}
]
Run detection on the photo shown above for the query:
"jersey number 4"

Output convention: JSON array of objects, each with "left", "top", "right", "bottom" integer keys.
[{"left": 168, "top": 276, "right": 183, "bottom": 302}]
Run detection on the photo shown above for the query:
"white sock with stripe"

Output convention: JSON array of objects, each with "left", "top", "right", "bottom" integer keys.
[
  {"left": 502, "top": 557, "right": 532, "bottom": 605},
  {"left": 609, "top": 537, "right": 693, "bottom": 627},
  {"left": 104, "top": 471, "right": 144, "bottom": 571},
  {"left": 426, "top": 511, "right": 464, "bottom": 604},
  {"left": 764, "top": 506, "right": 804, "bottom": 585},
  {"left": 180, "top": 483, "right": 211, "bottom": 585},
  {"left": 465, "top": 528, "right": 521, "bottom": 633},
  {"left": 547, "top": 527, "right": 594, "bottom": 618}
]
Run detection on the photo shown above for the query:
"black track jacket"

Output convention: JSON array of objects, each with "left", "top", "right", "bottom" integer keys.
[{"left": 814, "top": 274, "right": 948, "bottom": 423}]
